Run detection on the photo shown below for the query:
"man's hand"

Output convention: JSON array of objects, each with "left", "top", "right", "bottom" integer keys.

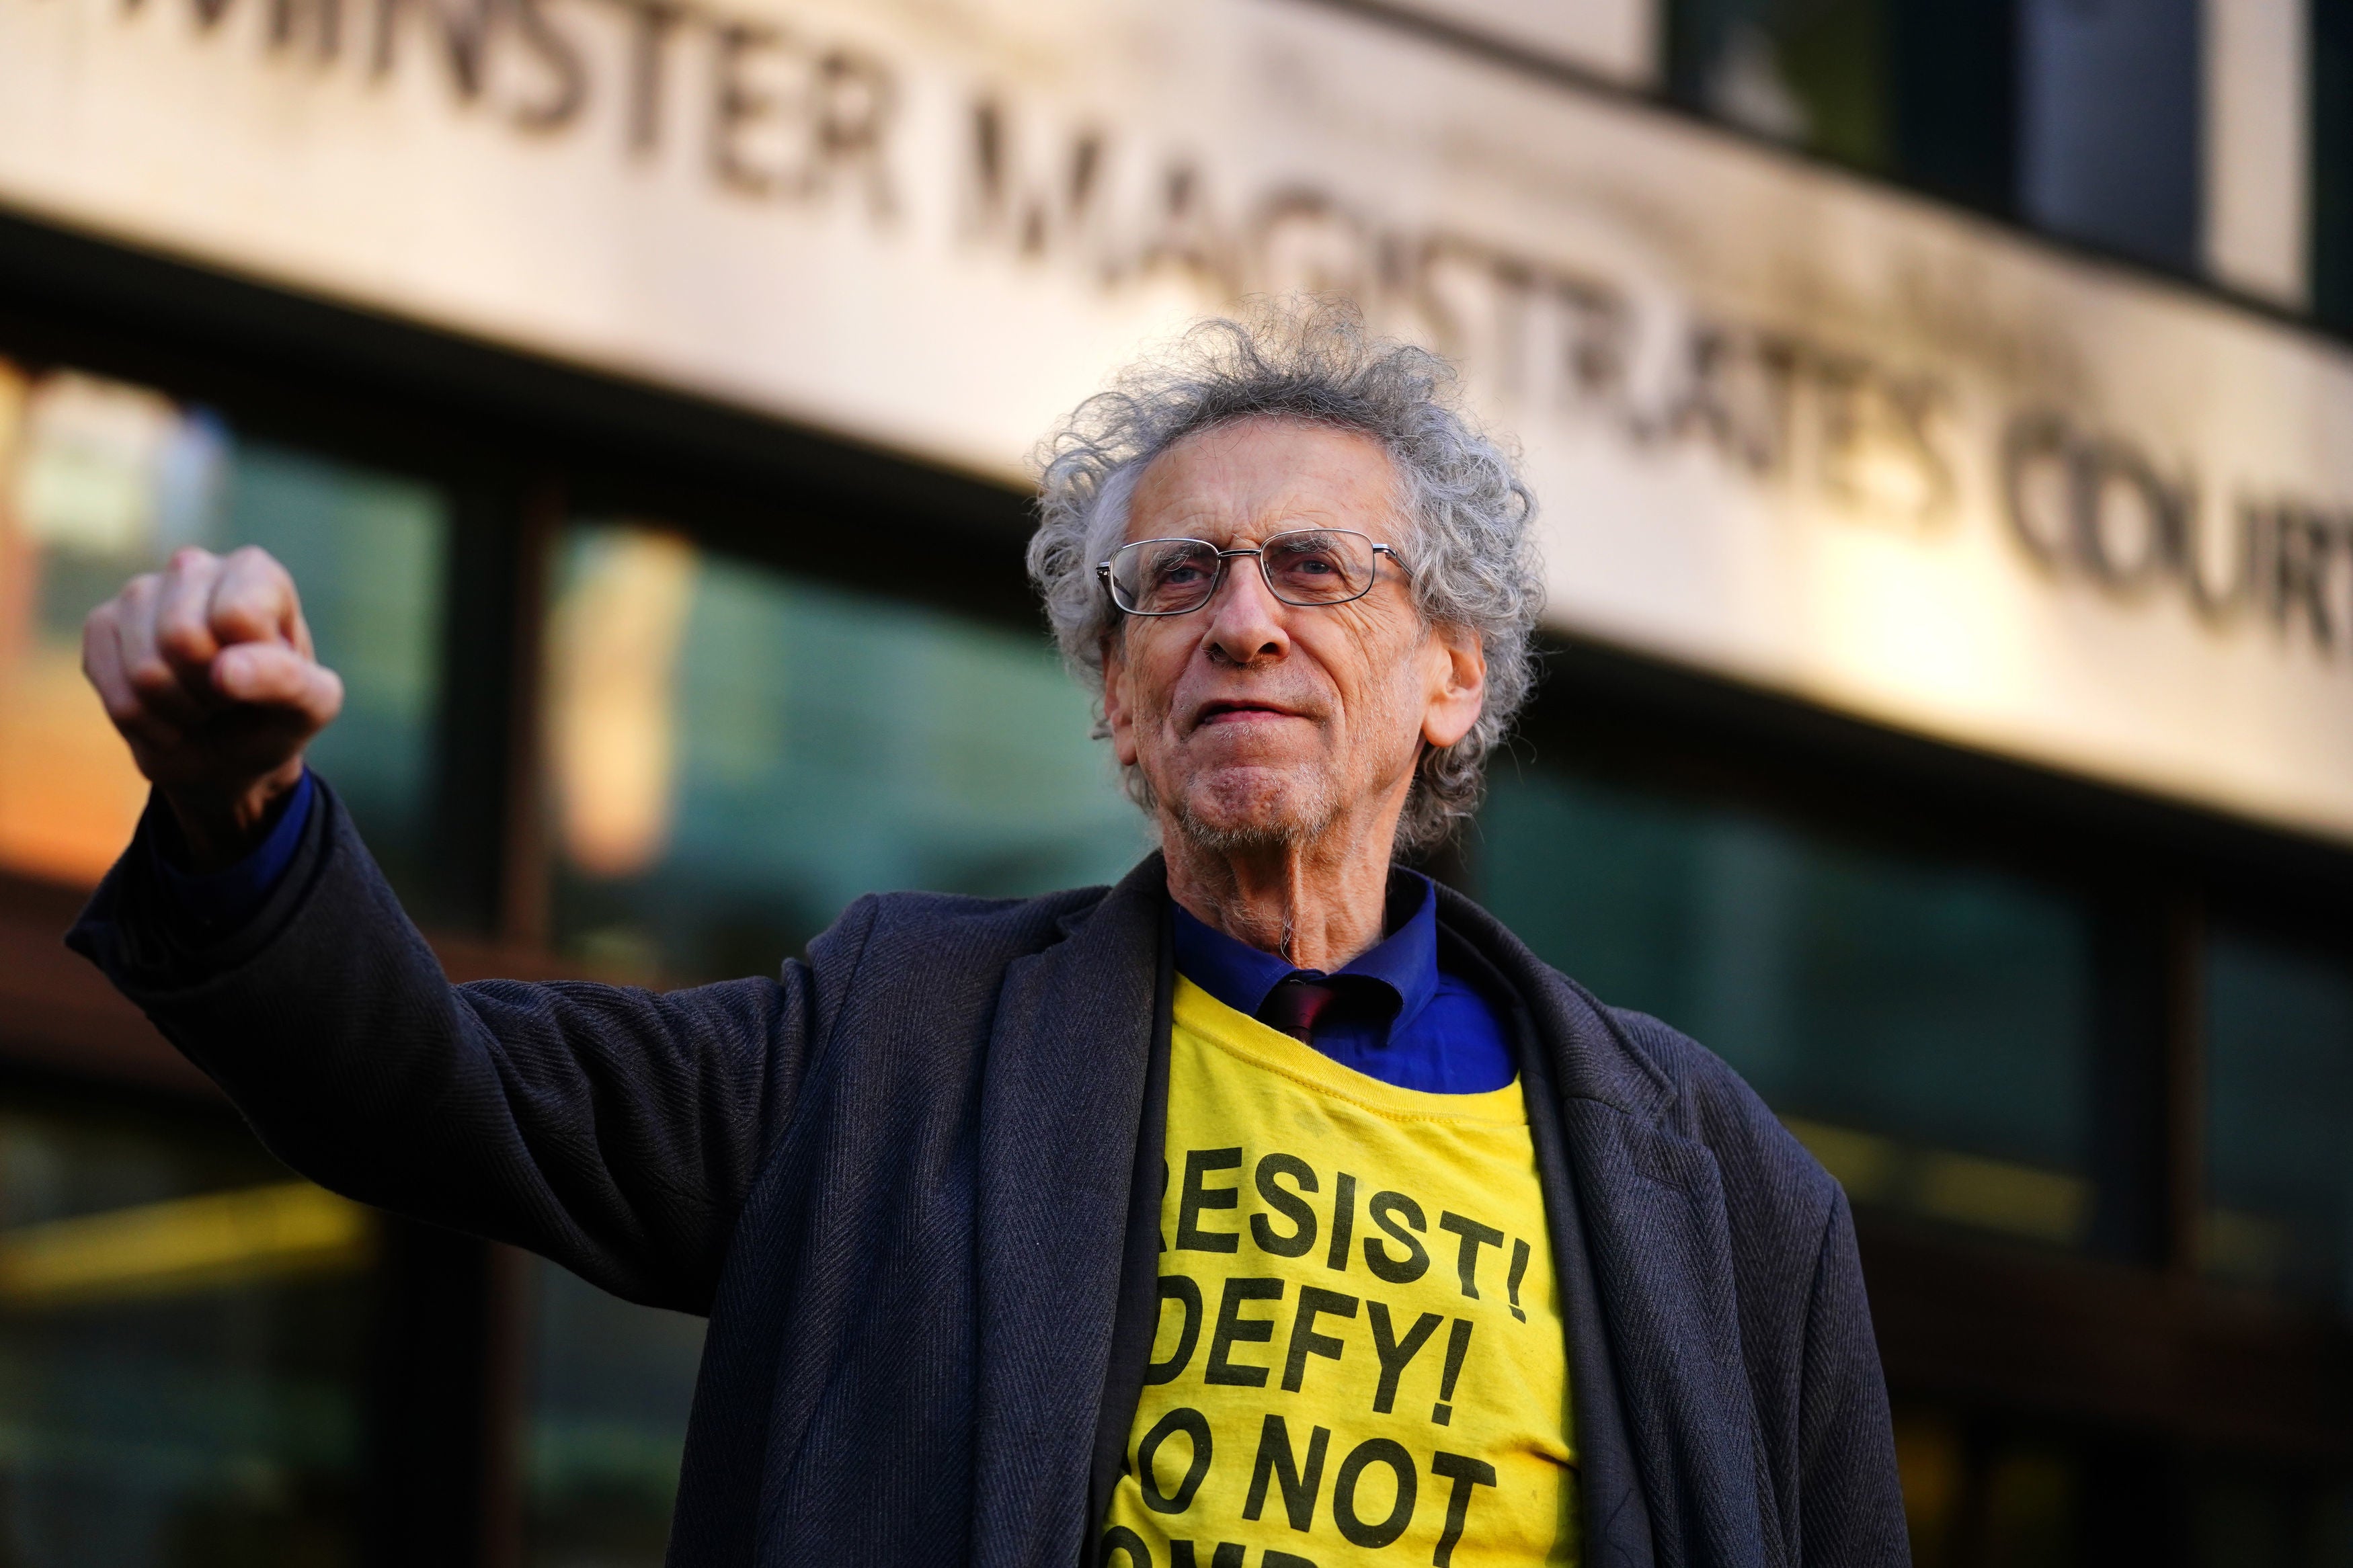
[{"left": 83, "top": 546, "right": 344, "bottom": 872}]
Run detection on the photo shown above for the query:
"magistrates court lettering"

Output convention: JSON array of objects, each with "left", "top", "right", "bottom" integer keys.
[
  {"left": 116, "top": 0, "right": 898, "bottom": 214},
  {"left": 63, "top": 0, "right": 2353, "bottom": 669}
]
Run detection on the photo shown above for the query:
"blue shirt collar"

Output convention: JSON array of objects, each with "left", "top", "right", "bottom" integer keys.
[{"left": 1168, "top": 870, "right": 1442, "bottom": 1034}]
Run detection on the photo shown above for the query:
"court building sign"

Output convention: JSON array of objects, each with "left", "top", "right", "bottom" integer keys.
[{"left": 5, "top": 0, "right": 2352, "bottom": 837}]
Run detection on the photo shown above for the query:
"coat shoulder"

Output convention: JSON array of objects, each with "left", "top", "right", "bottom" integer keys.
[
  {"left": 1431, "top": 880, "right": 1843, "bottom": 1242},
  {"left": 1597, "top": 999, "right": 1843, "bottom": 1239},
  {"left": 832, "top": 882, "right": 1118, "bottom": 988},
  {"left": 863, "top": 883, "right": 1111, "bottom": 938}
]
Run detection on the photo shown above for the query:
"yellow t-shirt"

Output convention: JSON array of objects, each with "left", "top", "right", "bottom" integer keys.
[{"left": 1104, "top": 978, "right": 1576, "bottom": 1568}]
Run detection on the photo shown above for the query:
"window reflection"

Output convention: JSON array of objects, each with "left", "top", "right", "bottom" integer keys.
[
  {"left": 528, "top": 521, "right": 1146, "bottom": 1553},
  {"left": 1667, "top": 0, "right": 2019, "bottom": 219},
  {"left": 2188, "top": 1469, "right": 2353, "bottom": 1568},
  {"left": 1669, "top": 0, "right": 1888, "bottom": 161},
  {"left": 2204, "top": 925, "right": 2353, "bottom": 1313},
  {"left": 0, "top": 1094, "right": 376, "bottom": 1566},
  {"left": 0, "top": 359, "right": 450, "bottom": 903},
  {"left": 1891, "top": 1405, "right": 2082, "bottom": 1568},
  {"left": 543, "top": 522, "right": 1146, "bottom": 979},
  {"left": 1895, "top": 1402, "right": 2353, "bottom": 1568},
  {"left": 1476, "top": 766, "right": 2095, "bottom": 1246},
  {"left": 524, "top": 1261, "right": 704, "bottom": 1568}
]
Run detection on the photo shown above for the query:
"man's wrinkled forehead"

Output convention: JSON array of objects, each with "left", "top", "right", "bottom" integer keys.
[{"left": 1124, "top": 417, "right": 1408, "bottom": 546}]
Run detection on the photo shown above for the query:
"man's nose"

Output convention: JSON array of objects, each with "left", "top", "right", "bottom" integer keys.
[{"left": 1202, "top": 555, "right": 1291, "bottom": 665}]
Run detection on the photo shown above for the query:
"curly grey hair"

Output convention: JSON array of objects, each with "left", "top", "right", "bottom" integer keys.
[{"left": 1025, "top": 300, "right": 1544, "bottom": 853}]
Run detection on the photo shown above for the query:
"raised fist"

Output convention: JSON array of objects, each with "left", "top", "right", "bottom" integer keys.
[{"left": 82, "top": 545, "right": 344, "bottom": 870}]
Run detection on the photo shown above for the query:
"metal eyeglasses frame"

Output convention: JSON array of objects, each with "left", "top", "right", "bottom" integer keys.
[{"left": 1095, "top": 530, "right": 1404, "bottom": 616}]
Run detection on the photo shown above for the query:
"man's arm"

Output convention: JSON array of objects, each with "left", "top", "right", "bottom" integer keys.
[
  {"left": 1796, "top": 1193, "right": 1912, "bottom": 1567},
  {"left": 73, "top": 546, "right": 834, "bottom": 1313}
]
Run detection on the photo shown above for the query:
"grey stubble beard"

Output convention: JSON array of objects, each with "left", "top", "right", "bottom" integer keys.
[{"left": 1165, "top": 766, "right": 1340, "bottom": 858}]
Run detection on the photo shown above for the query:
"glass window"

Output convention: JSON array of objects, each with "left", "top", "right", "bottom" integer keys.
[
  {"left": 2013, "top": 0, "right": 2201, "bottom": 271},
  {"left": 1898, "top": 1403, "right": 2353, "bottom": 1568},
  {"left": 1891, "top": 1405, "right": 2081, "bottom": 1568},
  {"left": 0, "top": 359, "right": 452, "bottom": 906},
  {"left": 519, "top": 515, "right": 1150, "bottom": 1554},
  {"left": 1475, "top": 765, "right": 2097, "bottom": 1246},
  {"left": 2202, "top": 924, "right": 2353, "bottom": 1313},
  {"left": 2188, "top": 1469, "right": 2353, "bottom": 1568},
  {"left": 541, "top": 522, "right": 1146, "bottom": 980},
  {"left": 0, "top": 1090, "right": 378, "bottom": 1566},
  {"left": 524, "top": 1260, "right": 705, "bottom": 1568},
  {"left": 2315, "top": 0, "right": 2353, "bottom": 333},
  {"left": 1669, "top": 0, "right": 1890, "bottom": 166},
  {"left": 1666, "top": 0, "right": 2017, "bottom": 212}
]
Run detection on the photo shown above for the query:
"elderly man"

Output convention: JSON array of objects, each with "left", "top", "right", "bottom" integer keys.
[{"left": 71, "top": 311, "right": 1905, "bottom": 1567}]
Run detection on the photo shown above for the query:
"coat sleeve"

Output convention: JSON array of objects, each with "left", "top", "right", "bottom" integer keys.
[
  {"left": 1797, "top": 1191, "right": 1913, "bottom": 1567},
  {"left": 67, "top": 779, "right": 871, "bottom": 1315}
]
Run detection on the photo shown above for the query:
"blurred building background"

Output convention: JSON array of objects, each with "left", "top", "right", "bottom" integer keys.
[{"left": 0, "top": 0, "right": 2349, "bottom": 1563}]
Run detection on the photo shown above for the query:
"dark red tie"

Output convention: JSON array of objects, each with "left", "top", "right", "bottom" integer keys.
[{"left": 1259, "top": 977, "right": 1341, "bottom": 1043}]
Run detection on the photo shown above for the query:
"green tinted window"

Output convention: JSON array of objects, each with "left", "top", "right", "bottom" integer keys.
[
  {"left": 524, "top": 1262, "right": 704, "bottom": 1568},
  {"left": 2203, "top": 926, "right": 2353, "bottom": 1312},
  {"left": 219, "top": 445, "right": 448, "bottom": 896},
  {"left": 0, "top": 362, "right": 452, "bottom": 915},
  {"left": 1667, "top": 0, "right": 2017, "bottom": 212},
  {"left": 543, "top": 523, "right": 1145, "bottom": 979},
  {"left": 1669, "top": 0, "right": 1888, "bottom": 164},
  {"left": 0, "top": 1094, "right": 377, "bottom": 1565},
  {"left": 1477, "top": 766, "right": 2095, "bottom": 1246}
]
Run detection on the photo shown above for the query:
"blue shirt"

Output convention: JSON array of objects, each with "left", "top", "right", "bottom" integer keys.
[{"left": 1169, "top": 872, "right": 1515, "bottom": 1094}]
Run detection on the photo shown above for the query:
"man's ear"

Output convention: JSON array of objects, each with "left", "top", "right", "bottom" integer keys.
[
  {"left": 1100, "top": 632, "right": 1140, "bottom": 766},
  {"left": 1421, "top": 622, "right": 1486, "bottom": 750}
]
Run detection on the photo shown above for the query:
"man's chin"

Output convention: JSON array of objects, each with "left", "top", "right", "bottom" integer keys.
[{"left": 1165, "top": 766, "right": 1336, "bottom": 850}]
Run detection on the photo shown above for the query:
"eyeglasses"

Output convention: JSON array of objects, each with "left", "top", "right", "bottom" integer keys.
[{"left": 1097, "top": 528, "right": 1401, "bottom": 616}]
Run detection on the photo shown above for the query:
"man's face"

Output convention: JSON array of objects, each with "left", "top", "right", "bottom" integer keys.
[{"left": 1100, "top": 417, "right": 1485, "bottom": 852}]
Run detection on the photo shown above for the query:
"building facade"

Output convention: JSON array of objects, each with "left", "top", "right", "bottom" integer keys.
[{"left": 0, "top": 0, "right": 2349, "bottom": 1563}]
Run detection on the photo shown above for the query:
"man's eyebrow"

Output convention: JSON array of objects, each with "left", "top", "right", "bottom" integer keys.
[{"left": 1135, "top": 509, "right": 1233, "bottom": 540}]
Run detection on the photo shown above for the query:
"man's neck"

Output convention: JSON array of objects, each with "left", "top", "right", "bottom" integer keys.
[{"left": 1160, "top": 813, "right": 1400, "bottom": 973}]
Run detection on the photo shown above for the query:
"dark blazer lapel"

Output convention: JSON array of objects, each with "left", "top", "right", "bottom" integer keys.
[
  {"left": 1508, "top": 984, "right": 1658, "bottom": 1568},
  {"left": 1556, "top": 1098, "right": 1775, "bottom": 1568},
  {"left": 969, "top": 855, "right": 1168, "bottom": 1568},
  {"left": 1439, "top": 889, "right": 1776, "bottom": 1568}
]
